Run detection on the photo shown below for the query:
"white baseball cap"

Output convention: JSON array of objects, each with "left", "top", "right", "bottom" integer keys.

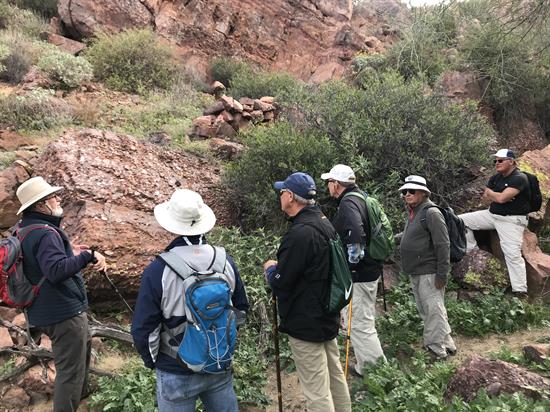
[
  {"left": 492, "top": 149, "right": 516, "bottom": 159},
  {"left": 321, "top": 164, "right": 356, "bottom": 183}
]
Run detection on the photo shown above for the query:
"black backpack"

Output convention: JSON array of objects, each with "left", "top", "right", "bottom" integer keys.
[
  {"left": 420, "top": 205, "right": 467, "bottom": 263},
  {"left": 522, "top": 171, "right": 542, "bottom": 213}
]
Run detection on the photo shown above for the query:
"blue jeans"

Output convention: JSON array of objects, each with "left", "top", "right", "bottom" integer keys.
[{"left": 156, "top": 369, "right": 238, "bottom": 412}]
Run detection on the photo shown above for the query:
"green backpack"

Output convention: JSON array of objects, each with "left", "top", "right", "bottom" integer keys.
[
  {"left": 302, "top": 223, "right": 353, "bottom": 315},
  {"left": 343, "top": 191, "right": 395, "bottom": 261}
]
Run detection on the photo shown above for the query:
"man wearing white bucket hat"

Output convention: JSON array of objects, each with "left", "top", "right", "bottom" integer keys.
[
  {"left": 15, "top": 176, "right": 107, "bottom": 412},
  {"left": 398, "top": 175, "right": 456, "bottom": 361},
  {"left": 131, "top": 189, "right": 249, "bottom": 412},
  {"left": 459, "top": 149, "right": 530, "bottom": 296}
]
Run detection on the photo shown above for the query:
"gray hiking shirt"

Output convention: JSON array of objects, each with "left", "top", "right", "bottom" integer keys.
[{"left": 400, "top": 199, "right": 450, "bottom": 281}]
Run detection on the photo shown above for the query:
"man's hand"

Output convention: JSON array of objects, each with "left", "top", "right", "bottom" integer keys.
[
  {"left": 263, "top": 259, "right": 277, "bottom": 282},
  {"left": 71, "top": 237, "right": 90, "bottom": 256},
  {"left": 435, "top": 276, "right": 446, "bottom": 290},
  {"left": 90, "top": 250, "right": 108, "bottom": 272},
  {"left": 481, "top": 188, "right": 492, "bottom": 205}
]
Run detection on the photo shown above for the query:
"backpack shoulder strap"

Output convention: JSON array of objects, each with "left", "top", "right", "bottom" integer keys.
[
  {"left": 16, "top": 224, "right": 57, "bottom": 241},
  {"left": 419, "top": 204, "right": 441, "bottom": 230},
  {"left": 158, "top": 251, "right": 196, "bottom": 281}
]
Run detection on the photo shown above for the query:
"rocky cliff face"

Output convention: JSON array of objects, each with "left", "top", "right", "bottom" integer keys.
[{"left": 58, "top": 0, "right": 403, "bottom": 82}]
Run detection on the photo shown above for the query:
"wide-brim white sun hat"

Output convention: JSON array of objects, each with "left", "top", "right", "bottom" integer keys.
[
  {"left": 154, "top": 189, "right": 216, "bottom": 236},
  {"left": 321, "top": 164, "right": 356, "bottom": 183},
  {"left": 16, "top": 176, "right": 63, "bottom": 215},
  {"left": 398, "top": 175, "right": 431, "bottom": 194}
]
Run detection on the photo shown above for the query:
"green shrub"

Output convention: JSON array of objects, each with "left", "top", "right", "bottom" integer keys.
[
  {"left": 0, "top": 43, "right": 7, "bottom": 73},
  {"left": 0, "top": 30, "right": 42, "bottom": 83},
  {"left": 229, "top": 68, "right": 300, "bottom": 100},
  {"left": 0, "top": 88, "right": 72, "bottom": 131},
  {"left": 89, "top": 360, "right": 157, "bottom": 411},
  {"left": 0, "top": 0, "right": 46, "bottom": 37},
  {"left": 209, "top": 57, "right": 252, "bottom": 88},
  {"left": 8, "top": 0, "right": 58, "bottom": 18},
  {"left": 223, "top": 122, "right": 338, "bottom": 231},
  {"left": 283, "top": 73, "right": 494, "bottom": 228},
  {"left": 86, "top": 29, "right": 175, "bottom": 94},
  {"left": 37, "top": 48, "right": 93, "bottom": 88}
]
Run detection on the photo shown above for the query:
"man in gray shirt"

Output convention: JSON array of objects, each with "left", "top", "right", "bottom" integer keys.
[{"left": 398, "top": 175, "right": 456, "bottom": 360}]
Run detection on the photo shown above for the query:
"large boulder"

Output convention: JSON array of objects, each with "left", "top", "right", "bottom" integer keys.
[
  {"left": 0, "top": 162, "right": 32, "bottom": 229},
  {"left": 22, "top": 129, "right": 234, "bottom": 302},
  {"left": 521, "top": 230, "right": 550, "bottom": 302},
  {"left": 444, "top": 356, "right": 550, "bottom": 402},
  {"left": 57, "top": 0, "right": 403, "bottom": 82},
  {"left": 451, "top": 248, "right": 509, "bottom": 291}
]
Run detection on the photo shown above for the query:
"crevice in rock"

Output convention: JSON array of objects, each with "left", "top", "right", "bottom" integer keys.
[{"left": 138, "top": 0, "right": 157, "bottom": 31}]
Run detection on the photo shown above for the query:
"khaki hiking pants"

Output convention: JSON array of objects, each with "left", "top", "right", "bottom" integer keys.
[
  {"left": 459, "top": 209, "right": 528, "bottom": 292},
  {"left": 341, "top": 279, "right": 386, "bottom": 375},
  {"left": 410, "top": 274, "right": 456, "bottom": 358},
  {"left": 288, "top": 336, "right": 351, "bottom": 412}
]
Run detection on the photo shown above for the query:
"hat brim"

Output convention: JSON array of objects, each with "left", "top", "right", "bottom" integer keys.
[
  {"left": 320, "top": 172, "right": 333, "bottom": 180},
  {"left": 398, "top": 183, "right": 431, "bottom": 194},
  {"left": 17, "top": 186, "right": 63, "bottom": 215},
  {"left": 154, "top": 202, "right": 216, "bottom": 236},
  {"left": 273, "top": 181, "right": 285, "bottom": 191}
]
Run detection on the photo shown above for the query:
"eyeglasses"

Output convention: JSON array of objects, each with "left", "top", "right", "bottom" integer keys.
[
  {"left": 327, "top": 180, "right": 336, "bottom": 185},
  {"left": 401, "top": 189, "right": 417, "bottom": 195},
  {"left": 43, "top": 193, "right": 60, "bottom": 201},
  {"left": 279, "top": 189, "right": 291, "bottom": 197},
  {"left": 493, "top": 159, "right": 510, "bottom": 164}
]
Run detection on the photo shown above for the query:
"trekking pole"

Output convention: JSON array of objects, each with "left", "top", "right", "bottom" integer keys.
[
  {"left": 381, "top": 271, "right": 387, "bottom": 312},
  {"left": 344, "top": 299, "right": 353, "bottom": 379},
  {"left": 100, "top": 269, "right": 134, "bottom": 315},
  {"left": 271, "top": 294, "right": 283, "bottom": 412}
]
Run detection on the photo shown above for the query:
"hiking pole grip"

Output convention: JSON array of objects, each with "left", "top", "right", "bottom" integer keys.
[{"left": 271, "top": 294, "right": 283, "bottom": 412}]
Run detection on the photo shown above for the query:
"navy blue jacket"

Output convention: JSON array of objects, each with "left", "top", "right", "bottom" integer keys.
[
  {"left": 20, "top": 211, "right": 93, "bottom": 327},
  {"left": 131, "top": 236, "right": 249, "bottom": 374}
]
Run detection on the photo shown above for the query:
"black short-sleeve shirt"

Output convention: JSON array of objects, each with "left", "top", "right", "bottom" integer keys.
[{"left": 487, "top": 168, "right": 530, "bottom": 216}]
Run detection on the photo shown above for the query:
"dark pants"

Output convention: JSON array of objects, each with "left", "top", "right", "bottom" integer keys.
[{"left": 41, "top": 312, "right": 91, "bottom": 412}]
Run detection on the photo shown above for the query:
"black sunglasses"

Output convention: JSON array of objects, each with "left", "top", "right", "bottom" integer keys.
[
  {"left": 401, "top": 189, "right": 417, "bottom": 195},
  {"left": 493, "top": 159, "right": 510, "bottom": 164}
]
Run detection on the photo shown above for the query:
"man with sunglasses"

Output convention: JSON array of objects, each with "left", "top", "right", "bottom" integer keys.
[
  {"left": 459, "top": 149, "right": 530, "bottom": 296},
  {"left": 398, "top": 175, "right": 456, "bottom": 361},
  {"left": 320, "top": 164, "right": 386, "bottom": 377},
  {"left": 15, "top": 176, "right": 107, "bottom": 412},
  {"left": 263, "top": 172, "right": 351, "bottom": 412}
]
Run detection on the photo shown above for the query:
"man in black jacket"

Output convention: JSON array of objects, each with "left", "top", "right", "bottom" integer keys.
[
  {"left": 15, "top": 176, "right": 106, "bottom": 412},
  {"left": 263, "top": 172, "right": 350, "bottom": 412},
  {"left": 321, "top": 164, "right": 386, "bottom": 377}
]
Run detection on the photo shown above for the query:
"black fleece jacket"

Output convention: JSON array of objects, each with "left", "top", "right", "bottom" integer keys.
[{"left": 268, "top": 206, "right": 339, "bottom": 342}]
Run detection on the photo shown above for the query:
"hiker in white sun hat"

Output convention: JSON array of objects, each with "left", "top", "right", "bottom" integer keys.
[
  {"left": 15, "top": 176, "right": 107, "bottom": 411},
  {"left": 132, "top": 188, "right": 249, "bottom": 412},
  {"left": 398, "top": 174, "right": 457, "bottom": 361},
  {"left": 153, "top": 189, "right": 216, "bottom": 236},
  {"left": 459, "top": 148, "right": 530, "bottom": 298},
  {"left": 321, "top": 164, "right": 387, "bottom": 377}
]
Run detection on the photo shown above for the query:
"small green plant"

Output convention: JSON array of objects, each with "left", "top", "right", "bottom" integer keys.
[
  {"left": 0, "top": 151, "right": 16, "bottom": 170},
  {"left": 0, "top": 88, "right": 73, "bottom": 131},
  {"left": 0, "top": 30, "right": 39, "bottom": 83},
  {"left": 209, "top": 57, "right": 252, "bottom": 87},
  {"left": 89, "top": 360, "right": 157, "bottom": 411},
  {"left": 229, "top": 68, "right": 300, "bottom": 100},
  {"left": 8, "top": 0, "right": 58, "bottom": 18},
  {"left": 0, "top": 357, "right": 15, "bottom": 378},
  {"left": 0, "top": 0, "right": 46, "bottom": 37},
  {"left": 37, "top": 47, "right": 93, "bottom": 88},
  {"left": 86, "top": 29, "right": 175, "bottom": 94}
]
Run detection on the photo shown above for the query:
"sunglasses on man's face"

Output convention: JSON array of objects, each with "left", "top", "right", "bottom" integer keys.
[
  {"left": 401, "top": 189, "right": 417, "bottom": 195},
  {"left": 43, "top": 193, "right": 60, "bottom": 201},
  {"left": 493, "top": 158, "right": 510, "bottom": 164}
]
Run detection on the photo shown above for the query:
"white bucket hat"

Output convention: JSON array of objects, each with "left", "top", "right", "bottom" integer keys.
[
  {"left": 321, "top": 164, "right": 356, "bottom": 183},
  {"left": 398, "top": 175, "right": 431, "bottom": 194},
  {"left": 16, "top": 176, "right": 63, "bottom": 215},
  {"left": 154, "top": 189, "right": 216, "bottom": 236}
]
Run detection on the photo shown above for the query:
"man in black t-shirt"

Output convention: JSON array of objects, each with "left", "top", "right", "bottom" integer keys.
[{"left": 459, "top": 149, "right": 529, "bottom": 294}]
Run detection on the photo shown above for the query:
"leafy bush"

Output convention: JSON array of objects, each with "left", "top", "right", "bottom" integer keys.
[
  {"left": 0, "top": 43, "right": 7, "bottom": 73},
  {"left": 86, "top": 29, "right": 175, "bottom": 94},
  {"left": 0, "top": 88, "right": 72, "bottom": 131},
  {"left": 282, "top": 73, "right": 494, "bottom": 228},
  {"left": 37, "top": 48, "right": 93, "bottom": 88},
  {"left": 0, "top": 0, "right": 46, "bottom": 37},
  {"left": 209, "top": 57, "right": 252, "bottom": 88},
  {"left": 229, "top": 68, "right": 300, "bottom": 100},
  {"left": 8, "top": 0, "right": 58, "bottom": 18},
  {"left": 89, "top": 360, "right": 157, "bottom": 411},
  {"left": 0, "top": 30, "right": 42, "bottom": 83},
  {"left": 223, "top": 122, "right": 338, "bottom": 231}
]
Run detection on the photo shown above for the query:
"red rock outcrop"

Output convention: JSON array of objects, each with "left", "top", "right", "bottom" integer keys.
[
  {"left": 445, "top": 356, "right": 550, "bottom": 402},
  {"left": 12, "top": 129, "right": 234, "bottom": 301},
  {"left": 58, "top": 0, "right": 404, "bottom": 82}
]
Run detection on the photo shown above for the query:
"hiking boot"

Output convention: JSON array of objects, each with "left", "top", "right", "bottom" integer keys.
[
  {"left": 348, "top": 363, "right": 364, "bottom": 379},
  {"left": 512, "top": 291, "right": 529, "bottom": 302},
  {"left": 446, "top": 347, "right": 457, "bottom": 356},
  {"left": 425, "top": 347, "right": 447, "bottom": 362}
]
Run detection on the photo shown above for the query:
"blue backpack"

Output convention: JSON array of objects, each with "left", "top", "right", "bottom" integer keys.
[{"left": 160, "top": 246, "right": 238, "bottom": 374}]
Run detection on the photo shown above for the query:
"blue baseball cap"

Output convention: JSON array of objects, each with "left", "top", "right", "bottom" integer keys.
[{"left": 274, "top": 172, "right": 317, "bottom": 200}]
